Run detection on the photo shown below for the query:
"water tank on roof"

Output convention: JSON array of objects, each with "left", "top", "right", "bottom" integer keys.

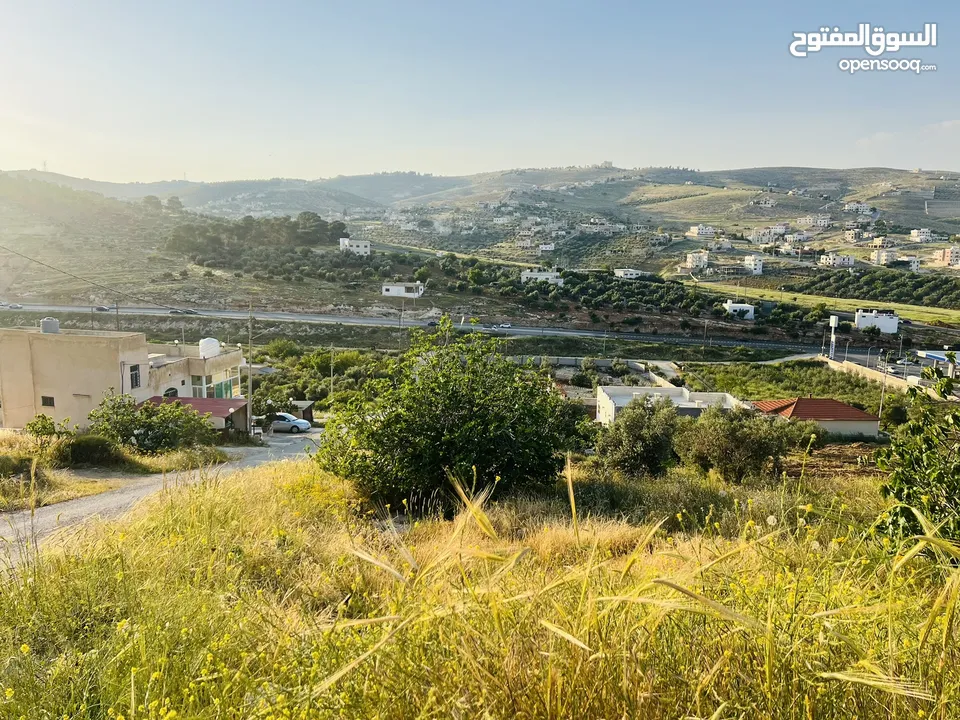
[
  {"left": 198, "top": 337, "right": 221, "bottom": 359},
  {"left": 40, "top": 317, "right": 60, "bottom": 334}
]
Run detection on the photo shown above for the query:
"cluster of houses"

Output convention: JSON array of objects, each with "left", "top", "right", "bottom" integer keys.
[{"left": 677, "top": 250, "right": 763, "bottom": 276}]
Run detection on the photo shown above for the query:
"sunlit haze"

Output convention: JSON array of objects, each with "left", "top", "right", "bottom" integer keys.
[{"left": 0, "top": 0, "right": 957, "bottom": 181}]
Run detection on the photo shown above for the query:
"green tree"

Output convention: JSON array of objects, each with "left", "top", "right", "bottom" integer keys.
[
  {"left": 596, "top": 397, "right": 679, "bottom": 476},
  {"left": 142, "top": 195, "right": 162, "bottom": 212},
  {"left": 314, "top": 318, "right": 587, "bottom": 507},
  {"left": 88, "top": 394, "right": 216, "bottom": 453},
  {"left": 877, "top": 361, "right": 960, "bottom": 540},
  {"left": 252, "top": 387, "right": 296, "bottom": 416},
  {"left": 24, "top": 414, "right": 74, "bottom": 451},
  {"left": 166, "top": 196, "right": 184, "bottom": 212}
]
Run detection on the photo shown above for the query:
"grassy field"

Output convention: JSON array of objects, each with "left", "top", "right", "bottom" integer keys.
[
  {"left": 6, "top": 452, "right": 960, "bottom": 718},
  {"left": 695, "top": 281, "right": 960, "bottom": 325}
]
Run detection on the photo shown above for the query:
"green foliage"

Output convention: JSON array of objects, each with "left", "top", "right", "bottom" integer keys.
[
  {"left": 263, "top": 338, "right": 303, "bottom": 360},
  {"left": 596, "top": 398, "right": 680, "bottom": 476},
  {"left": 251, "top": 387, "right": 297, "bottom": 416},
  {"left": 24, "top": 414, "right": 73, "bottom": 450},
  {"left": 46, "top": 434, "right": 127, "bottom": 469},
  {"left": 675, "top": 407, "right": 821, "bottom": 483},
  {"left": 877, "top": 364, "right": 960, "bottom": 539},
  {"left": 315, "top": 318, "right": 588, "bottom": 507},
  {"left": 88, "top": 394, "right": 217, "bottom": 453},
  {"left": 785, "top": 267, "right": 960, "bottom": 310}
]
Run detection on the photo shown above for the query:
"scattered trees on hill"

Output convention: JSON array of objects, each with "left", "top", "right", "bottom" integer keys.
[{"left": 785, "top": 268, "right": 960, "bottom": 310}]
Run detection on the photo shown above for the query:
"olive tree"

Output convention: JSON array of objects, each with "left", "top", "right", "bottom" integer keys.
[
  {"left": 596, "top": 397, "right": 680, "bottom": 477},
  {"left": 314, "top": 318, "right": 588, "bottom": 508}
]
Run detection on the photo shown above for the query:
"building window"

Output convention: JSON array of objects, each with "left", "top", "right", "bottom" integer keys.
[
  {"left": 130, "top": 364, "right": 141, "bottom": 389},
  {"left": 41, "top": 396, "right": 55, "bottom": 407}
]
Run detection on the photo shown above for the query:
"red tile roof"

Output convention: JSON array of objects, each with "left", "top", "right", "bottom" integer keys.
[
  {"left": 753, "top": 398, "right": 878, "bottom": 422},
  {"left": 143, "top": 396, "right": 247, "bottom": 418}
]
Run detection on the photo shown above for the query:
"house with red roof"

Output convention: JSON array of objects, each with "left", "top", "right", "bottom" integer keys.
[{"left": 753, "top": 398, "right": 879, "bottom": 437}]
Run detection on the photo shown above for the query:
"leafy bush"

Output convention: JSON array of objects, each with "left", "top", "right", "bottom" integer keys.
[
  {"left": 46, "top": 434, "right": 127, "bottom": 469},
  {"left": 596, "top": 397, "right": 680, "bottom": 476},
  {"left": 88, "top": 394, "right": 217, "bottom": 453},
  {"left": 24, "top": 414, "right": 73, "bottom": 450},
  {"left": 315, "top": 318, "right": 588, "bottom": 508},
  {"left": 877, "top": 367, "right": 960, "bottom": 539},
  {"left": 676, "top": 407, "right": 820, "bottom": 483}
]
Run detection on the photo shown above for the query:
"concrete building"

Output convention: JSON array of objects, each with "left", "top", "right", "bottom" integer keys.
[
  {"left": 685, "top": 251, "right": 710, "bottom": 271},
  {"left": 933, "top": 246, "right": 960, "bottom": 267},
  {"left": 537, "top": 243, "right": 555, "bottom": 255},
  {"left": 743, "top": 254, "right": 764, "bottom": 275},
  {"left": 722, "top": 299, "right": 756, "bottom": 320},
  {"left": 596, "top": 386, "right": 748, "bottom": 426},
  {"left": 382, "top": 282, "right": 425, "bottom": 299},
  {"left": 686, "top": 224, "right": 716, "bottom": 239},
  {"left": 910, "top": 228, "right": 933, "bottom": 242},
  {"left": 844, "top": 229, "right": 863, "bottom": 241},
  {"left": 843, "top": 201, "right": 872, "bottom": 214},
  {"left": 871, "top": 248, "right": 898, "bottom": 265},
  {"left": 613, "top": 268, "right": 651, "bottom": 280},
  {"left": 904, "top": 256, "right": 921, "bottom": 272},
  {"left": 819, "top": 253, "right": 855, "bottom": 267},
  {"left": 520, "top": 269, "right": 564, "bottom": 286},
  {"left": 797, "top": 215, "right": 831, "bottom": 228},
  {"left": 855, "top": 308, "right": 900, "bottom": 334},
  {"left": 753, "top": 398, "right": 879, "bottom": 437},
  {"left": 0, "top": 323, "right": 243, "bottom": 429},
  {"left": 338, "top": 237, "right": 370, "bottom": 256}
]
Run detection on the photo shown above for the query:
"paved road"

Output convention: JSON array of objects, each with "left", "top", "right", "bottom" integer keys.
[
  {"left": 0, "top": 432, "right": 317, "bottom": 564},
  {"left": 5, "top": 303, "right": 835, "bottom": 353}
]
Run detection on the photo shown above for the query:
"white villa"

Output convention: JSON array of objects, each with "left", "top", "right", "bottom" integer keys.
[
  {"left": 596, "top": 386, "right": 749, "bottom": 426},
  {"left": 613, "top": 268, "right": 650, "bottom": 280},
  {"left": 819, "top": 253, "right": 855, "bottom": 268},
  {"left": 339, "top": 237, "right": 371, "bottom": 256},
  {"left": 870, "top": 249, "right": 898, "bottom": 266},
  {"left": 843, "top": 201, "right": 872, "bottom": 214},
  {"left": 686, "top": 224, "right": 716, "bottom": 239},
  {"left": 743, "top": 255, "right": 764, "bottom": 275},
  {"left": 520, "top": 269, "right": 564, "bottom": 286},
  {"left": 910, "top": 228, "right": 933, "bottom": 242}
]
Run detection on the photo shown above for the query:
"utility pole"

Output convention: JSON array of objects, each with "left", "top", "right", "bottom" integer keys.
[
  {"left": 330, "top": 343, "right": 335, "bottom": 399},
  {"left": 878, "top": 351, "right": 890, "bottom": 429},
  {"left": 115, "top": 297, "right": 120, "bottom": 331}
]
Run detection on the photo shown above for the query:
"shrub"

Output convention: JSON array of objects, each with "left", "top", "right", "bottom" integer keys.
[
  {"left": 877, "top": 365, "right": 960, "bottom": 539},
  {"left": 315, "top": 318, "right": 588, "bottom": 508},
  {"left": 88, "top": 394, "right": 217, "bottom": 453},
  {"left": 46, "top": 434, "right": 126, "bottom": 469},
  {"left": 24, "top": 414, "right": 73, "bottom": 450},
  {"left": 596, "top": 397, "right": 680, "bottom": 477},
  {"left": 570, "top": 371, "right": 593, "bottom": 388}
]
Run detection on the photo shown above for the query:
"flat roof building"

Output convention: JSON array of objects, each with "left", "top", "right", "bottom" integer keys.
[{"left": 596, "top": 386, "right": 749, "bottom": 426}]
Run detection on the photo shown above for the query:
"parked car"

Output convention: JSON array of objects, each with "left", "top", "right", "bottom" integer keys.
[
  {"left": 499, "top": 323, "right": 512, "bottom": 329},
  {"left": 267, "top": 412, "right": 311, "bottom": 434}
]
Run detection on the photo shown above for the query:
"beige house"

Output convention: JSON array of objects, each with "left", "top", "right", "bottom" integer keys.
[{"left": 0, "top": 322, "right": 243, "bottom": 429}]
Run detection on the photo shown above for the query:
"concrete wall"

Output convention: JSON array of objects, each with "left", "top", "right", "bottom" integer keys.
[
  {"left": 0, "top": 329, "right": 144, "bottom": 428},
  {"left": 819, "top": 356, "right": 913, "bottom": 392},
  {"left": 816, "top": 419, "right": 880, "bottom": 437}
]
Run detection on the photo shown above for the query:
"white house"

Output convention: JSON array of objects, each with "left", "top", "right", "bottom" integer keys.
[
  {"left": 382, "top": 282, "right": 425, "bottom": 299},
  {"left": 910, "top": 228, "right": 933, "bottom": 242},
  {"left": 757, "top": 197, "right": 777, "bottom": 208},
  {"left": 870, "top": 248, "right": 898, "bottom": 266},
  {"left": 904, "top": 256, "right": 921, "bottom": 272},
  {"left": 686, "top": 224, "right": 716, "bottom": 239},
  {"left": 797, "top": 215, "right": 831, "bottom": 228},
  {"left": 843, "top": 201, "right": 872, "bottom": 214},
  {"left": 784, "top": 232, "right": 809, "bottom": 244},
  {"left": 537, "top": 243, "right": 555, "bottom": 255},
  {"left": 492, "top": 217, "right": 512, "bottom": 225},
  {"left": 707, "top": 239, "right": 733, "bottom": 250},
  {"left": 685, "top": 251, "right": 710, "bottom": 270},
  {"left": 596, "top": 386, "right": 748, "bottom": 426},
  {"left": 819, "top": 253, "right": 855, "bottom": 268},
  {"left": 613, "top": 268, "right": 650, "bottom": 280},
  {"left": 743, "top": 254, "right": 764, "bottom": 275},
  {"left": 520, "top": 269, "right": 564, "bottom": 286},
  {"left": 723, "top": 299, "right": 756, "bottom": 320},
  {"left": 855, "top": 308, "right": 900, "bottom": 334},
  {"left": 517, "top": 229, "right": 535, "bottom": 238},
  {"left": 933, "top": 246, "right": 960, "bottom": 267},
  {"left": 339, "top": 237, "right": 371, "bottom": 256}
]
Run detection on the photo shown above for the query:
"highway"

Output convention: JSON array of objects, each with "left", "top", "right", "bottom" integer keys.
[{"left": 1, "top": 302, "right": 838, "bottom": 353}]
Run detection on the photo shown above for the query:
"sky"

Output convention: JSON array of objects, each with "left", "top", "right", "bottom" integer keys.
[{"left": 0, "top": 0, "right": 956, "bottom": 182}]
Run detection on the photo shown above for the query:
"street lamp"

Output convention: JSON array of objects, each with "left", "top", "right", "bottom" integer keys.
[
  {"left": 866, "top": 345, "right": 877, "bottom": 368},
  {"left": 844, "top": 339, "right": 851, "bottom": 362}
]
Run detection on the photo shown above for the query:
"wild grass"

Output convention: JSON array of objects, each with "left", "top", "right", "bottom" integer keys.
[{"left": 1, "top": 454, "right": 957, "bottom": 718}]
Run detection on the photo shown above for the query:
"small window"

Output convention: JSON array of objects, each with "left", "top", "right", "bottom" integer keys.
[
  {"left": 130, "top": 364, "right": 141, "bottom": 389},
  {"left": 41, "top": 396, "right": 55, "bottom": 407},
  {"left": 191, "top": 375, "right": 203, "bottom": 386}
]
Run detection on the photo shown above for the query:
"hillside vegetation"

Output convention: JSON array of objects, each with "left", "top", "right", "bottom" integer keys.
[
  {"left": 3, "top": 455, "right": 958, "bottom": 718},
  {"left": 785, "top": 268, "right": 960, "bottom": 310}
]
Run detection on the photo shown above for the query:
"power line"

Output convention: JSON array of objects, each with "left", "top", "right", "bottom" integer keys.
[{"left": 0, "top": 242, "right": 189, "bottom": 313}]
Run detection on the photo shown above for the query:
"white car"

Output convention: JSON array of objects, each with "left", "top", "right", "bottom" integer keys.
[
  {"left": 267, "top": 412, "right": 311, "bottom": 434},
  {"left": 499, "top": 323, "right": 512, "bottom": 329},
  {"left": 7, "top": 304, "right": 23, "bottom": 310}
]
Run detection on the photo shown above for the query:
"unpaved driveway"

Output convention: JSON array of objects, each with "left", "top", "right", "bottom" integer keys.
[{"left": 0, "top": 432, "right": 318, "bottom": 561}]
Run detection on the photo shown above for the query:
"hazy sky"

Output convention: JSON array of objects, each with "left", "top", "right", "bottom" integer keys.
[{"left": 0, "top": 0, "right": 956, "bottom": 181}]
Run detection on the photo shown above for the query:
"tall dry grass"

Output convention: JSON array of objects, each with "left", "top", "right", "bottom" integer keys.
[{"left": 0, "top": 458, "right": 956, "bottom": 718}]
